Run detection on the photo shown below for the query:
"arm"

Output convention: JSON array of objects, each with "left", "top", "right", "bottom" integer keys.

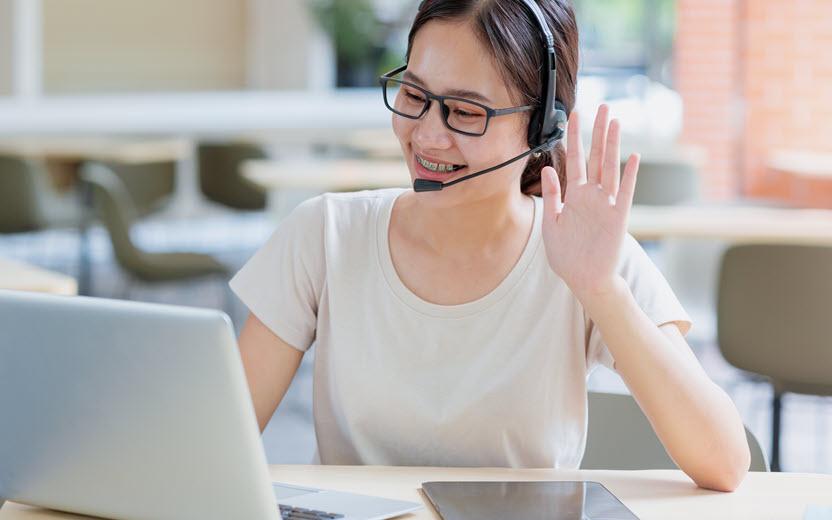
[
  {"left": 541, "top": 105, "right": 749, "bottom": 491},
  {"left": 237, "top": 313, "right": 304, "bottom": 432},
  {"left": 583, "top": 279, "right": 750, "bottom": 491}
]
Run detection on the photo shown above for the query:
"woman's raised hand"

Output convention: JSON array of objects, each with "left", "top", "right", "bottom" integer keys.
[{"left": 540, "top": 104, "right": 640, "bottom": 302}]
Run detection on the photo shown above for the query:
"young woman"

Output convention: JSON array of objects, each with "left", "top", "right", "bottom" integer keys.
[{"left": 231, "top": 0, "right": 750, "bottom": 492}]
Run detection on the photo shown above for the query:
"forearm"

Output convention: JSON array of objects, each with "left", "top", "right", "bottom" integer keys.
[{"left": 580, "top": 277, "right": 750, "bottom": 491}]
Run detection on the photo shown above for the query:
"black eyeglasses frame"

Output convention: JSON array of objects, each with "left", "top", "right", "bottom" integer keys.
[{"left": 379, "top": 65, "right": 535, "bottom": 137}]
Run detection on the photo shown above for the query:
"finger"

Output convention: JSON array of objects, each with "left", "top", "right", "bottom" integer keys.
[
  {"left": 601, "top": 118, "right": 621, "bottom": 198},
  {"left": 617, "top": 153, "right": 640, "bottom": 212},
  {"left": 565, "top": 110, "right": 587, "bottom": 186},
  {"left": 540, "top": 165, "right": 563, "bottom": 218},
  {"left": 587, "top": 104, "right": 609, "bottom": 185}
]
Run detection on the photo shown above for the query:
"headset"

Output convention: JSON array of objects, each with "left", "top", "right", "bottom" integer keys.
[{"left": 413, "top": 0, "right": 569, "bottom": 192}]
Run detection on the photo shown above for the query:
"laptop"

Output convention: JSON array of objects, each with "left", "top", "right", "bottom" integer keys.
[{"left": 0, "top": 290, "right": 421, "bottom": 520}]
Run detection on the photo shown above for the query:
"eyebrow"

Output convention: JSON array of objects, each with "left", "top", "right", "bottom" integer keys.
[{"left": 402, "top": 70, "right": 493, "bottom": 104}]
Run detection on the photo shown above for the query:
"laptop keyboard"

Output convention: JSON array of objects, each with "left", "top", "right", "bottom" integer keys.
[{"left": 278, "top": 504, "right": 345, "bottom": 519}]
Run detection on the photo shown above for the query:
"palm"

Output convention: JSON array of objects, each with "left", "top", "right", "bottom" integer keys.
[{"left": 540, "top": 105, "right": 640, "bottom": 300}]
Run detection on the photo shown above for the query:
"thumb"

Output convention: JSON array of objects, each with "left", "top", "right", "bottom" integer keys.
[{"left": 541, "top": 166, "right": 563, "bottom": 219}]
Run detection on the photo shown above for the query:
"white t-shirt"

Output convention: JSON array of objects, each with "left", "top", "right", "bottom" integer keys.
[{"left": 230, "top": 188, "right": 691, "bottom": 469}]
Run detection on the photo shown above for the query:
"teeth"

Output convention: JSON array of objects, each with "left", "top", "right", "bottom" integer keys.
[{"left": 417, "top": 154, "right": 459, "bottom": 173}]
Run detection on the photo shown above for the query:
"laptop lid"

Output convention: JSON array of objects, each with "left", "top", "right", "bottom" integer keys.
[
  {"left": 422, "top": 480, "right": 639, "bottom": 520},
  {"left": 0, "top": 290, "right": 277, "bottom": 520}
]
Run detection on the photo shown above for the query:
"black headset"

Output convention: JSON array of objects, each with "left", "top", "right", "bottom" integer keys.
[{"left": 520, "top": 0, "right": 568, "bottom": 151}]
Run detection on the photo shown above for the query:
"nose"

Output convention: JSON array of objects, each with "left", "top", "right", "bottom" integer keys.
[{"left": 412, "top": 100, "right": 453, "bottom": 150}]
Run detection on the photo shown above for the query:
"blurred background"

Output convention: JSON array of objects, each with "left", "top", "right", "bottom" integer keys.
[{"left": 1, "top": 0, "right": 830, "bottom": 475}]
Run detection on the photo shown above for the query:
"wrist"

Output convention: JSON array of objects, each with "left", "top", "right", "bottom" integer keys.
[{"left": 571, "top": 275, "right": 630, "bottom": 309}]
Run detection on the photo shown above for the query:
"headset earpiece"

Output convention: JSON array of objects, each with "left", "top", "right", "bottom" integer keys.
[{"left": 523, "top": 0, "right": 567, "bottom": 151}]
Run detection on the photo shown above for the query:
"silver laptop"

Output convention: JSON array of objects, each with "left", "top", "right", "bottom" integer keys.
[{"left": 0, "top": 290, "right": 421, "bottom": 520}]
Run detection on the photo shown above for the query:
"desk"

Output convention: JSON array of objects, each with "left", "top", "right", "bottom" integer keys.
[
  {"left": 242, "top": 158, "right": 410, "bottom": 191},
  {"left": 0, "top": 137, "right": 191, "bottom": 165},
  {"left": 768, "top": 150, "right": 832, "bottom": 181},
  {"left": 2, "top": 465, "right": 831, "bottom": 519},
  {"left": 629, "top": 205, "right": 832, "bottom": 245},
  {"left": 0, "top": 258, "right": 77, "bottom": 296},
  {"left": 0, "top": 137, "right": 192, "bottom": 192}
]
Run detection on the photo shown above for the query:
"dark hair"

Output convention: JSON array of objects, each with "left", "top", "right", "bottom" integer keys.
[{"left": 406, "top": 0, "right": 579, "bottom": 196}]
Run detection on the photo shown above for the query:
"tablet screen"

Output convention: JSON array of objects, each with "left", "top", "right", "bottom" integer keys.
[{"left": 422, "top": 480, "right": 639, "bottom": 520}]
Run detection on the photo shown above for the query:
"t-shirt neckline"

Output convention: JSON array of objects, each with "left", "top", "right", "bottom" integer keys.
[{"left": 376, "top": 189, "right": 543, "bottom": 319}]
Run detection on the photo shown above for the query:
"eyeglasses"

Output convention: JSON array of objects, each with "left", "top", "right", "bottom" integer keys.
[{"left": 379, "top": 65, "right": 535, "bottom": 137}]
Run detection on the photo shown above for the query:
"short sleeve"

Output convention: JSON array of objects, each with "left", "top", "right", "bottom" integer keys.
[
  {"left": 229, "top": 195, "right": 326, "bottom": 352},
  {"left": 585, "top": 234, "right": 692, "bottom": 371}
]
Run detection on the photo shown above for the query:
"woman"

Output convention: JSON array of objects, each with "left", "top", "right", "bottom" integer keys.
[{"left": 231, "top": 0, "right": 750, "bottom": 492}]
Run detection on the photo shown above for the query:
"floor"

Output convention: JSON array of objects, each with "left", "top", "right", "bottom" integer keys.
[{"left": 2, "top": 207, "right": 829, "bottom": 474}]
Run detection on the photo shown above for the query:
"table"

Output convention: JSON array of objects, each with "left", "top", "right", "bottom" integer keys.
[
  {"left": 768, "top": 150, "right": 832, "bottom": 181},
  {"left": 0, "top": 258, "right": 77, "bottom": 296},
  {"left": 2, "top": 465, "right": 831, "bottom": 519},
  {"left": 629, "top": 204, "right": 832, "bottom": 245},
  {"left": 242, "top": 158, "right": 410, "bottom": 191}
]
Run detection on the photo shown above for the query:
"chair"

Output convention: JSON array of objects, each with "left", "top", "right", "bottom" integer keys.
[
  {"left": 197, "top": 143, "right": 268, "bottom": 210},
  {"left": 0, "top": 155, "right": 81, "bottom": 233},
  {"left": 581, "top": 391, "right": 768, "bottom": 472},
  {"left": 625, "top": 158, "right": 700, "bottom": 206},
  {"left": 95, "top": 160, "right": 177, "bottom": 218},
  {"left": 718, "top": 244, "right": 832, "bottom": 471},
  {"left": 79, "top": 163, "right": 228, "bottom": 293}
]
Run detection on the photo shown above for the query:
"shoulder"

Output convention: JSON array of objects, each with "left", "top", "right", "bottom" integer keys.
[{"left": 282, "top": 188, "right": 405, "bottom": 228}]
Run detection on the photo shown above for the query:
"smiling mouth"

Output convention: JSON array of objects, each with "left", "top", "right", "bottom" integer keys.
[{"left": 415, "top": 153, "right": 466, "bottom": 173}]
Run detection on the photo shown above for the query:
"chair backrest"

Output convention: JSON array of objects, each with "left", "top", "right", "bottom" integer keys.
[
  {"left": 79, "top": 163, "right": 145, "bottom": 272},
  {"left": 630, "top": 159, "right": 699, "bottom": 206},
  {"left": 197, "top": 143, "right": 267, "bottom": 210},
  {"left": 96, "top": 161, "right": 176, "bottom": 218},
  {"left": 582, "top": 391, "right": 769, "bottom": 471},
  {"left": 718, "top": 244, "right": 832, "bottom": 396},
  {"left": 0, "top": 156, "right": 45, "bottom": 233}
]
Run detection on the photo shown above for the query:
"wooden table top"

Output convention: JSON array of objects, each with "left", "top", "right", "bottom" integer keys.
[
  {"left": 0, "top": 258, "right": 78, "bottom": 296},
  {"left": 0, "top": 137, "right": 191, "bottom": 164},
  {"left": 2, "top": 464, "right": 831, "bottom": 519}
]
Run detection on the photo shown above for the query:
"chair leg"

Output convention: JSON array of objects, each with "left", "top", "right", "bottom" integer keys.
[
  {"left": 771, "top": 390, "right": 783, "bottom": 472},
  {"left": 77, "top": 180, "right": 94, "bottom": 296}
]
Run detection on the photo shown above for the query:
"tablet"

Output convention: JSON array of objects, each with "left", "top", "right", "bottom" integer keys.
[{"left": 422, "top": 480, "right": 639, "bottom": 520}]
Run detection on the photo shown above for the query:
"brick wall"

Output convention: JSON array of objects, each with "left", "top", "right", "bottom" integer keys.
[{"left": 676, "top": 0, "right": 832, "bottom": 207}]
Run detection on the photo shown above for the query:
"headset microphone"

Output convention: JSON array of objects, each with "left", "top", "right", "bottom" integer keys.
[{"left": 413, "top": 135, "right": 560, "bottom": 192}]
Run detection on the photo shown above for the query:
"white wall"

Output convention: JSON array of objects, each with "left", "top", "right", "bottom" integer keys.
[
  {"left": 41, "top": 0, "right": 248, "bottom": 94},
  {"left": 247, "top": 0, "right": 334, "bottom": 90},
  {"left": 0, "top": 0, "right": 12, "bottom": 96}
]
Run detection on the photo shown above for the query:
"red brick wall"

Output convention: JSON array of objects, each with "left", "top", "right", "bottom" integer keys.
[{"left": 676, "top": 0, "right": 832, "bottom": 207}]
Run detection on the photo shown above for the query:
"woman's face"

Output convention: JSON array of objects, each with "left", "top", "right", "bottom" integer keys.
[{"left": 392, "top": 20, "right": 531, "bottom": 207}]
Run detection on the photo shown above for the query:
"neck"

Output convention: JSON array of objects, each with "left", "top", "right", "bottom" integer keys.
[{"left": 398, "top": 188, "right": 534, "bottom": 256}]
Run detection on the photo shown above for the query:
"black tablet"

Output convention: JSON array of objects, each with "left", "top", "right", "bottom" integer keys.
[{"left": 422, "top": 480, "right": 639, "bottom": 520}]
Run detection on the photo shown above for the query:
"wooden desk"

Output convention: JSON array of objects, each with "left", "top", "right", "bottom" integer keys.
[
  {"left": 243, "top": 158, "right": 410, "bottom": 191},
  {"left": 0, "top": 137, "right": 192, "bottom": 193},
  {"left": 629, "top": 205, "right": 832, "bottom": 245},
  {"left": 0, "top": 258, "right": 77, "bottom": 296},
  {"left": 2, "top": 465, "right": 831, "bottom": 519},
  {"left": 769, "top": 150, "right": 832, "bottom": 180},
  {"left": 0, "top": 137, "right": 191, "bottom": 165}
]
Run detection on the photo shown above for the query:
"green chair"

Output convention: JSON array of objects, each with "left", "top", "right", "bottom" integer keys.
[
  {"left": 629, "top": 159, "right": 700, "bottom": 206},
  {"left": 95, "top": 160, "right": 177, "bottom": 218},
  {"left": 582, "top": 391, "right": 769, "bottom": 471},
  {"left": 197, "top": 143, "right": 268, "bottom": 210},
  {"left": 718, "top": 244, "right": 832, "bottom": 472},
  {"left": 0, "top": 155, "right": 81, "bottom": 233},
  {"left": 79, "top": 163, "right": 228, "bottom": 291}
]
